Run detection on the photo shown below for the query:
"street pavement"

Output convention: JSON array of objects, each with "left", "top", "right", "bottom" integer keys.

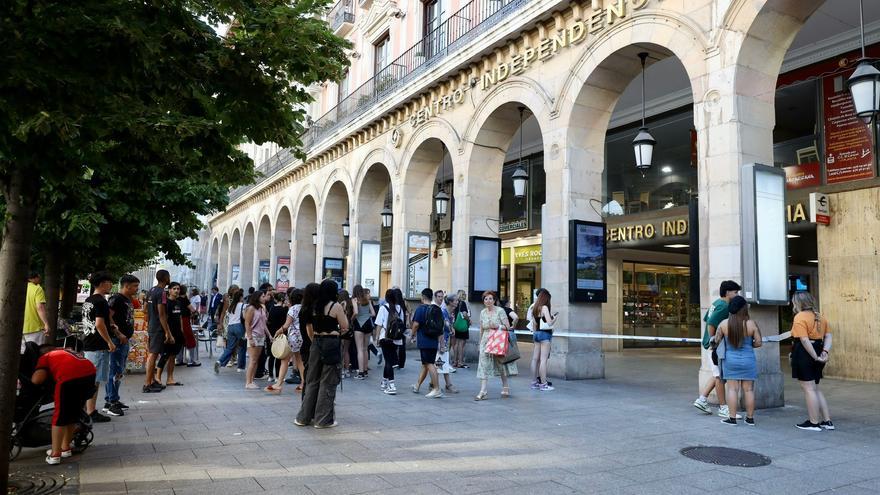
[{"left": 11, "top": 347, "right": 880, "bottom": 494}]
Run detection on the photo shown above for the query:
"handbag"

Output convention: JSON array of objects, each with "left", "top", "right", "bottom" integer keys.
[
  {"left": 502, "top": 331, "right": 521, "bottom": 364},
  {"left": 271, "top": 334, "right": 293, "bottom": 360},
  {"left": 485, "top": 328, "right": 509, "bottom": 357},
  {"left": 453, "top": 311, "right": 469, "bottom": 334}
]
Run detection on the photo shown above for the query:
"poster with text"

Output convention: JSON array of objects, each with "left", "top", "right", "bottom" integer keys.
[
  {"left": 258, "top": 260, "right": 270, "bottom": 285},
  {"left": 575, "top": 223, "right": 606, "bottom": 291},
  {"left": 231, "top": 264, "right": 240, "bottom": 285},
  {"left": 784, "top": 162, "right": 821, "bottom": 190},
  {"left": 275, "top": 256, "right": 291, "bottom": 290},
  {"left": 360, "top": 241, "right": 381, "bottom": 297},
  {"left": 406, "top": 232, "right": 431, "bottom": 299},
  {"left": 323, "top": 258, "right": 345, "bottom": 289},
  {"left": 823, "top": 72, "right": 876, "bottom": 184}
]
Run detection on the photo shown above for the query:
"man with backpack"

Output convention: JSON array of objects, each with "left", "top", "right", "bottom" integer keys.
[{"left": 411, "top": 288, "right": 445, "bottom": 398}]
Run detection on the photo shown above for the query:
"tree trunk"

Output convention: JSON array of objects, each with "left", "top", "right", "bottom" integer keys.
[
  {"left": 60, "top": 262, "right": 78, "bottom": 319},
  {"left": 0, "top": 168, "right": 41, "bottom": 492},
  {"left": 43, "top": 245, "right": 61, "bottom": 343}
]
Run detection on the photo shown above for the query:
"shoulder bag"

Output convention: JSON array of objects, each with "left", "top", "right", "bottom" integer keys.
[{"left": 271, "top": 334, "right": 293, "bottom": 360}]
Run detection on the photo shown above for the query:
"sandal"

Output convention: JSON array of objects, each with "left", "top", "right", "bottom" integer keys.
[
  {"left": 165, "top": 382, "right": 184, "bottom": 386},
  {"left": 264, "top": 386, "right": 282, "bottom": 394},
  {"left": 474, "top": 391, "right": 488, "bottom": 401},
  {"left": 295, "top": 385, "right": 303, "bottom": 392},
  {"left": 501, "top": 387, "right": 510, "bottom": 398}
]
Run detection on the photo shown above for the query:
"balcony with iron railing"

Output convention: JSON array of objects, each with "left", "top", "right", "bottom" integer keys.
[
  {"left": 330, "top": 0, "right": 356, "bottom": 35},
  {"left": 227, "top": 0, "right": 526, "bottom": 203}
]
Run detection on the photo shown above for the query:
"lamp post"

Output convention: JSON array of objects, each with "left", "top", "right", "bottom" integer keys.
[
  {"left": 847, "top": 0, "right": 880, "bottom": 124},
  {"left": 513, "top": 106, "right": 529, "bottom": 201},
  {"left": 342, "top": 218, "right": 350, "bottom": 238},
  {"left": 434, "top": 190, "right": 450, "bottom": 219},
  {"left": 633, "top": 52, "right": 656, "bottom": 177}
]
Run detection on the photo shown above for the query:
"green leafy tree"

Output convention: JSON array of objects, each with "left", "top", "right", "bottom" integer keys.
[{"left": 0, "top": 0, "right": 349, "bottom": 484}]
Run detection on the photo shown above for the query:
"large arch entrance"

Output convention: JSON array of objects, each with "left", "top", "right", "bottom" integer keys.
[
  {"left": 319, "top": 182, "right": 351, "bottom": 288},
  {"left": 293, "top": 195, "right": 318, "bottom": 287},
  {"left": 229, "top": 229, "right": 242, "bottom": 288},
  {"left": 355, "top": 162, "right": 394, "bottom": 296},
  {"left": 209, "top": 238, "right": 219, "bottom": 289},
  {"left": 256, "top": 215, "right": 272, "bottom": 286},
  {"left": 274, "top": 206, "right": 293, "bottom": 290},
  {"left": 241, "top": 223, "right": 256, "bottom": 289}
]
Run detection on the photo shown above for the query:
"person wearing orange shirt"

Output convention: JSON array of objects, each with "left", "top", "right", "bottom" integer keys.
[{"left": 789, "top": 291, "right": 833, "bottom": 431}]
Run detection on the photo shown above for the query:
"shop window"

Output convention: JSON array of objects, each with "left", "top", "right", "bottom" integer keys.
[
  {"left": 621, "top": 262, "right": 700, "bottom": 347},
  {"left": 774, "top": 79, "right": 822, "bottom": 188},
  {"left": 604, "top": 110, "right": 697, "bottom": 215}
]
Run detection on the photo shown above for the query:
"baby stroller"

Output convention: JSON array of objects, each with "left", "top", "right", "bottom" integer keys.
[{"left": 10, "top": 340, "right": 94, "bottom": 461}]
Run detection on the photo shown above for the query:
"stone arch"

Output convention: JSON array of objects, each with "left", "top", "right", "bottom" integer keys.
[
  {"left": 241, "top": 222, "right": 256, "bottom": 289},
  {"left": 354, "top": 162, "right": 394, "bottom": 295},
  {"left": 209, "top": 237, "right": 220, "bottom": 289},
  {"left": 256, "top": 215, "right": 272, "bottom": 286},
  {"left": 319, "top": 181, "right": 352, "bottom": 286},
  {"left": 293, "top": 194, "right": 319, "bottom": 286},
  {"left": 355, "top": 147, "right": 398, "bottom": 194},
  {"left": 273, "top": 205, "right": 293, "bottom": 288},
  {"left": 218, "top": 232, "right": 230, "bottom": 289},
  {"left": 230, "top": 228, "right": 242, "bottom": 288}
]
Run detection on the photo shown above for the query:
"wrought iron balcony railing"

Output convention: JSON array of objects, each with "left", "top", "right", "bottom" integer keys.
[{"left": 330, "top": 0, "right": 355, "bottom": 34}]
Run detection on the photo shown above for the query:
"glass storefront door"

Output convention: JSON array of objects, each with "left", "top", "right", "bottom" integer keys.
[{"left": 621, "top": 262, "right": 699, "bottom": 347}]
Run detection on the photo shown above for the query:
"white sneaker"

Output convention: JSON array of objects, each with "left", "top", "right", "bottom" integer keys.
[
  {"left": 425, "top": 388, "right": 443, "bottom": 399},
  {"left": 45, "top": 455, "right": 61, "bottom": 465},
  {"left": 693, "top": 398, "right": 711, "bottom": 414},
  {"left": 46, "top": 449, "right": 72, "bottom": 458},
  {"left": 380, "top": 379, "right": 388, "bottom": 390},
  {"left": 384, "top": 383, "right": 397, "bottom": 395},
  {"left": 717, "top": 405, "right": 742, "bottom": 419}
]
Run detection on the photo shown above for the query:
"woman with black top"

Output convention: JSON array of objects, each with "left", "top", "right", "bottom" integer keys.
[
  {"left": 298, "top": 283, "right": 320, "bottom": 378},
  {"left": 351, "top": 285, "right": 376, "bottom": 380},
  {"left": 391, "top": 287, "right": 408, "bottom": 370},
  {"left": 295, "top": 280, "right": 349, "bottom": 428},
  {"left": 338, "top": 289, "right": 354, "bottom": 378},
  {"left": 265, "top": 292, "right": 289, "bottom": 393},
  {"left": 157, "top": 282, "right": 185, "bottom": 387},
  {"left": 529, "top": 289, "right": 557, "bottom": 392}
]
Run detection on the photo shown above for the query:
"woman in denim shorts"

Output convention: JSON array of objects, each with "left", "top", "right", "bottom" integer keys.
[{"left": 529, "top": 289, "right": 557, "bottom": 391}]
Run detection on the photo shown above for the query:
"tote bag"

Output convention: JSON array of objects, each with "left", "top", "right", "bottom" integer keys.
[
  {"left": 271, "top": 334, "right": 293, "bottom": 360},
  {"left": 485, "top": 329, "right": 509, "bottom": 357}
]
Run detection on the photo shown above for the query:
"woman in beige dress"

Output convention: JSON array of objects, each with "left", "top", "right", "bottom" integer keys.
[{"left": 475, "top": 291, "right": 511, "bottom": 401}]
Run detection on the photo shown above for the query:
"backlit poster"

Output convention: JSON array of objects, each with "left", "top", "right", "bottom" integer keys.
[
  {"left": 569, "top": 220, "right": 607, "bottom": 303},
  {"left": 275, "top": 256, "right": 291, "bottom": 290},
  {"left": 406, "top": 232, "right": 431, "bottom": 299},
  {"left": 468, "top": 236, "right": 500, "bottom": 302},
  {"left": 231, "top": 264, "right": 240, "bottom": 285},
  {"left": 258, "top": 260, "right": 270, "bottom": 285},
  {"left": 323, "top": 257, "right": 345, "bottom": 289},
  {"left": 359, "top": 241, "right": 381, "bottom": 297}
]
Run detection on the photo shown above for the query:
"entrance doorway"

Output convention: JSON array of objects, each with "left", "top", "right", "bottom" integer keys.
[{"left": 621, "top": 262, "right": 699, "bottom": 347}]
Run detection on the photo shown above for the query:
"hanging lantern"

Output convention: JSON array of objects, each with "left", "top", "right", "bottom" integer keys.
[
  {"left": 380, "top": 207, "right": 393, "bottom": 228},
  {"left": 633, "top": 127, "right": 656, "bottom": 173},
  {"left": 434, "top": 190, "right": 450, "bottom": 219},
  {"left": 848, "top": 60, "right": 880, "bottom": 124},
  {"left": 311, "top": 231, "right": 318, "bottom": 246},
  {"left": 342, "top": 218, "right": 350, "bottom": 238},
  {"left": 512, "top": 167, "right": 529, "bottom": 200}
]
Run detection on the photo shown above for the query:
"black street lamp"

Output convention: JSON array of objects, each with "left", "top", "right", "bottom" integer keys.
[
  {"left": 380, "top": 206, "right": 393, "bottom": 228},
  {"left": 434, "top": 190, "right": 450, "bottom": 219},
  {"left": 342, "top": 218, "right": 350, "bottom": 238},
  {"left": 513, "top": 106, "right": 529, "bottom": 201},
  {"left": 633, "top": 52, "right": 656, "bottom": 176},
  {"left": 311, "top": 231, "right": 318, "bottom": 246},
  {"left": 847, "top": 0, "right": 880, "bottom": 124}
]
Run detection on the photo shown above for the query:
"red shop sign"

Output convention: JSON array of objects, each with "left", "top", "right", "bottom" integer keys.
[
  {"left": 823, "top": 72, "right": 876, "bottom": 184},
  {"left": 784, "top": 162, "right": 821, "bottom": 190}
]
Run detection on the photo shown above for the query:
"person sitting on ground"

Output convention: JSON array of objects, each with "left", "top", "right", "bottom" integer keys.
[{"left": 31, "top": 344, "right": 96, "bottom": 465}]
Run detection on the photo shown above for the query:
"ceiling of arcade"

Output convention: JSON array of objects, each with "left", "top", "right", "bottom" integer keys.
[{"left": 209, "top": 0, "right": 827, "bottom": 231}]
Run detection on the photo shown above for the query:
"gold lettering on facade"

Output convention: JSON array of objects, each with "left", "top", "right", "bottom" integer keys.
[
  {"left": 538, "top": 38, "right": 554, "bottom": 60},
  {"left": 588, "top": 11, "right": 605, "bottom": 33},
  {"left": 787, "top": 203, "right": 807, "bottom": 223},
  {"left": 552, "top": 30, "right": 569, "bottom": 52},
  {"left": 644, "top": 224, "right": 655, "bottom": 238},
  {"left": 570, "top": 21, "right": 586, "bottom": 44},
  {"left": 606, "top": 0, "right": 625, "bottom": 25},
  {"left": 523, "top": 47, "right": 537, "bottom": 65},
  {"left": 631, "top": 0, "right": 649, "bottom": 9},
  {"left": 510, "top": 54, "right": 525, "bottom": 75}
]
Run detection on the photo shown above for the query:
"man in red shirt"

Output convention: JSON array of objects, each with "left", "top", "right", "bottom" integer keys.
[{"left": 31, "top": 346, "right": 96, "bottom": 464}]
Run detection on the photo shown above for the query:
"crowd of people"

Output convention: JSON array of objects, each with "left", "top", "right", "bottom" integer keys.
[{"left": 19, "top": 271, "right": 836, "bottom": 464}]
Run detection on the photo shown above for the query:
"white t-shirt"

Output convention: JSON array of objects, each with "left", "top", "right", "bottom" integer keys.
[
  {"left": 191, "top": 294, "right": 202, "bottom": 308},
  {"left": 375, "top": 304, "right": 404, "bottom": 345},
  {"left": 226, "top": 302, "right": 244, "bottom": 326}
]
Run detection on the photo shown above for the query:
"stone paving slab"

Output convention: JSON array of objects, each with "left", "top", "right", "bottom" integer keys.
[{"left": 10, "top": 348, "right": 880, "bottom": 494}]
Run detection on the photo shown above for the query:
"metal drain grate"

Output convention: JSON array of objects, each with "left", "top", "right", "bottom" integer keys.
[
  {"left": 680, "top": 446, "right": 771, "bottom": 468},
  {"left": 7, "top": 471, "right": 71, "bottom": 495}
]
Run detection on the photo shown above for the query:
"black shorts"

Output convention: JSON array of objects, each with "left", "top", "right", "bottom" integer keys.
[
  {"left": 54, "top": 375, "right": 96, "bottom": 426},
  {"left": 353, "top": 319, "right": 374, "bottom": 333},
  {"left": 792, "top": 340, "right": 825, "bottom": 384},
  {"left": 163, "top": 329, "right": 184, "bottom": 355},
  {"left": 419, "top": 348, "right": 438, "bottom": 365},
  {"left": 454, "top": 330, "right": 469, "bottom": 341},
  {"left": 148, "top": 329, "right": 164, "bottom": 354}
]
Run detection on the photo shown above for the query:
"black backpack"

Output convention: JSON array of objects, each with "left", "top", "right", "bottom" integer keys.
[
  {"left": 422, "top": 305, "right": 445, "bottom": 338},
  {"left": 384, "top": 304, "right": 406, "bottom": 341}
]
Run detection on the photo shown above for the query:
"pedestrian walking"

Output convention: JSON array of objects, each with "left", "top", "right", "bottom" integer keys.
[
  {"left": 451, "top": 289, "right": 470, "bottom": 368},
  {"left": 789, "top": 291, "right": 834, "bottom": 431},
  {"left": 693, "top": 280, "right": 741, "bottom": 418},
  {"left": 265, "top": 291, "right": 289, "bottom": 393},
  {"left": 156, "top": 282, "right": 185, "bottom": 387},
  {"left": 274, "top": 288, "right": 306, "bottom": 393},
  {"left": 351, "top": 284, "right": 375, "bottom": 380},
  {"left": 475, "top": 291, "right": 511, "bottom": 400},
  {"left": 411, "top": 288, "right": 445, "bottom": 398},
  {"left": 295, "top": 279, "right": 349, "bottom": 428},
  {"left": 143, "top": 270, "right": 172, "bottom": 393},
  {"left": 715, "top": 296, "right": 761, "bottom": 426},
  {"left": 436, "top": 290, "right": 458, "bottom": 394},
  {"left": 208, "top": 287, "right": 223, "bottom": 331},
  {"left": 243, "top": 290, "right": 270, "bottom": 389},
  {"left": 528, "top": 289, "right": 556, "bottom": 391},
  {"left": 391, "top": 287, "right": 408, "bottom": 370},
  {"left": 375, "top": 288, "right": 405, "bottom": 395},
  {"left": 214, "top": 288, "right": 246, "bottom": 373},
  {"left": 82, "top": 271, "right": 117, "bottom": 423},
  {"left": 177, "top": 285, "right": 200, "bottom": 367},
  {"left": 103, "top": 274, "right": 139, "bottom": 417},
  {"left": 22, "top": 270, "right": 50, "bottom": 353}
]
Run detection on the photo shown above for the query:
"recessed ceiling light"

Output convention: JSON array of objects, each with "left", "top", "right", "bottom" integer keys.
[
  {"left": 808, "top": 259, "right": 819, "bottom": 263},
  {"left": 661, "top": 166, "right": 672, "bottom": 173},
  {"left": 664, "top": 244, "right": 689, "bottom": 249},
  {"left": 786, "top": 234, "right": 800, "bottom": 239}
]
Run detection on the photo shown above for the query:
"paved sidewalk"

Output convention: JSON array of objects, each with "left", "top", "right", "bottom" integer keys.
[{"left": 11, "top": 347, "right": 880, "bottom": 494}]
